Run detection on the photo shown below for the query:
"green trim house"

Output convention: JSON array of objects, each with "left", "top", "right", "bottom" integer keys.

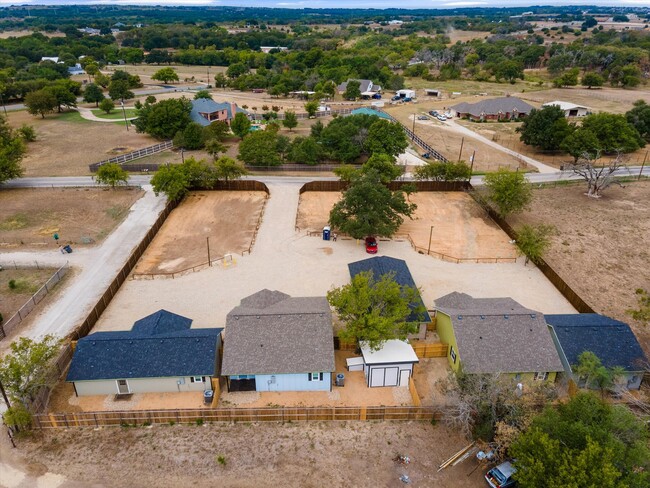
[{"left": 434, "top": 292, "right": 563, "bottom": 382}]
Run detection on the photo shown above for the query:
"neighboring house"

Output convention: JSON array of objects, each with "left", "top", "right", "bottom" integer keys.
[
  {"left": 347, "top": 340, "right": 419, "bottom": 387},
  {"left": 542, "top": 100, "right": 589, "bottom": 117},
  {"left": 450, "top": 97, "right": 535, "bottom": 121},
  {"left": 395, "top": 89, "right": 416, "bottom": 99},
  {"left": 546, "top": 314, "right": 648, "bottom": 390},
  {"left": 66, "top": 310, "right": 223, "bottom": 396},
  {"left": 348, "top": 256, "right": 431, "bottom": 340},
  {"left": 68, "top": 63, "right": 85, "bottom": 76},
  {"left": 221, "top": 290, "right": 335, "bottom": 392},
  {"left": 349, "top": 107, "right": 392, "bottom": 120},
  {"left": 337, "top": 79, "right": 382, "bottom": 96},
  {"left": 189, "top": 99, "right": 248, "bottom": 127},
  {"left": 40, "top": 56, "right": 61, "bottom": 64},
  {"left": 260, "top": 46, "right": 288, "bottom": 53},
  {"left": 434, "top": 292, "right": 563, "bottom": 381}
]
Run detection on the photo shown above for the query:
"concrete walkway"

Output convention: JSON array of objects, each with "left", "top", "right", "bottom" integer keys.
[
  {"left": 75, "top": 106, "right": 137, "bottom": 123},
  {"left": 444, "top": 118, "right": 557, "bottom": 174},
  {"left": 0, "top": 185, "right": 167, "bottom": 347}
]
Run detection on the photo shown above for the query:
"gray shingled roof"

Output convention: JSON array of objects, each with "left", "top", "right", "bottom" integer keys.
[
  {"left": 190, "top": 98, "right": 248, "bottom": 127},
  {"left": 337, "top": 79, "right": 379, "bottom": 93},
  {"left": 435, "top": 293, "right": 563, "bottom": 374},
  {"left": 221, "top": 290, "right": 335, "bottom": 376},
  {"left": 451, "top": 97, "right": 534, "bottom": 117}
]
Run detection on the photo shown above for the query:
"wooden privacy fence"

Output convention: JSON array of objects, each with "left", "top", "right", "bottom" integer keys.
[
  {"left": 33, "top": 405, "right": 440, "bottom": 429},
  {"left": 411, "top": 342, "right": 449, "bottom": 358},
  {"left": 89, "top": 140, "right": 174, "bottom": 172},
  {"left": 299, "top": 180, "right": 469, "bottom": 194},
  {"left": 0, "top": 263, "right": 70, "bottom": 340},
  {"left": 468, "top": 186, "right": 595, "bottom": 313}
]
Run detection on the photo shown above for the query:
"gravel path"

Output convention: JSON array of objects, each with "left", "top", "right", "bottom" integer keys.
[{"left": 75, "top": 106, "right": 138, "bottom": 123}]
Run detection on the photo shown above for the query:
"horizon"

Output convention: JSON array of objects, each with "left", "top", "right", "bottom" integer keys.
[{"left": 1, "top": 1, "right": 650, "bottom": 10}]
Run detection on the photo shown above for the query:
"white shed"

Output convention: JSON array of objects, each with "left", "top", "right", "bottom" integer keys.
[
  {"left": 542, "top": 101, "right": 589, "bottom": 117},
  {"left": 396, "top": 89, "right": 416, "bottom": 99},
  {"left": 360, "top": 340, "right": 419, "bottom": 387}
]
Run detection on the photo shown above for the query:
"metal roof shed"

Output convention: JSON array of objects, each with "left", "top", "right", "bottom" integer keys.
[{"left": 359, "top": 340, "right": 419, "bottom": 387}]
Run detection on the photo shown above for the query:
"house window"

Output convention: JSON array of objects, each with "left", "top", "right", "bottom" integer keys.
[
  {"left": 190, "top": 376, "right": 205, "bottom": 383},
  {"left": 450, "top": 346, "right": 457, "bottom": 364},
  {"left": 309, "top": 372, "right": 321, "bottom": 381},
  {"left": 534, "top": 372, "right": 548, "bottom": 381}
]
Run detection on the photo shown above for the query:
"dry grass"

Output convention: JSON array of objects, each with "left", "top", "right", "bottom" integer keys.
[
  {"left": 509, "top": 180, "right": 650, "bottom": 355},
  {"left": 0, "top": 30, "right": 65, "bottom": 38},
  {"left": 7, "top": 110, "right": 156, "bottom": 176},
  {"left": 0, "top": 187, "right": 144, "bottom": 249},
  {"left": 0, "top": 267, "right": 58, "bottom": 319}
]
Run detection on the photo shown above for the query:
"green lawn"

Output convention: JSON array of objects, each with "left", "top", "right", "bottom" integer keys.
[
  {"left": 91, "top": 108, "right": 138, "bottom": 120},
  {"left": 52, "top": 111, "right": 89, "bottom": 123}
]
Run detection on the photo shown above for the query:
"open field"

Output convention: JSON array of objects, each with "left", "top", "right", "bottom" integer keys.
[
  {"left": 19, "top": 422, "right": 485, "bottom": 488},
  {"left": 509, "top": 181, "right": 650, "bottom": 355},
  {"left": 383, "top": 104, "right": 526, "bottom": 171},
  {"left": 0, "top": 188, "right": 144, "bottom": 249},
  {"left": 445, "top": 28, "right": 490, "bottom": 43},
  {"left": 0, "top": 268, "right": 58, "bottom": 320},
  {"left": 104, "top": 64, "right": 227, "bottom": 86},
  {"left": 296, "top": 191, "right": 517, "bottom": 260},
  {"left": 7, "top": 110, "right": 156, "bottom": 176},
  {"left": 133, "top": 191, "right": 267, "bottom": 275},
  {"left": 0, "top": 29, "right": 65, "bottom": 38}
]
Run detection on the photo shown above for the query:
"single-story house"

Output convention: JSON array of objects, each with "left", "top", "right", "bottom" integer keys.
[
  {"left": 348, "top": 256, "right": 431, "bottom": 339},
  {"left": 395, "top": 89, "right": 416, "bottom": 99},
  {"left": 542, "top": 101, "right": 589, "bottom": 117},
  {"left": 337, "top": 79, "right": 382, "bottom": 95},
  {"left": 40, "top": 56, "right": 61, "bottom": 64},
  {"left": 450, "top": 97, "right": 535, "bottom": 121},
  {"left": 434, "top": 292, "right": 563, "bottom": 381},
  {"left": 424, "top": 88, "right": 442, "bottom": 98},
  {"left": 221, "top": 290, "right": 335, "bottom": 392},
  {"left": 66, "top": 310, "right": 223, "bottom": 396},
  {"left": 349, "top": 107, "right": 392, "bottom": 120},
  {"left": 546, "top": 314, "right": 648, "bottom": 390},
  {"left": 260, "top": 46, "right": 288, "bottom": 53},
  {"left": 348, "top": 340, "right": 419, "bottom": 387},
  {"left": 68, "top": 63, "right": 85, "bottom": 76},
  {"left": 189, "top": 99, "right": 248, "bottom": 127}
]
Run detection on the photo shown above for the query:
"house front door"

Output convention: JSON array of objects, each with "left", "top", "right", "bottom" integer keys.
[{"left": 116, "top": 379, "right": 130, "bottom": 394}]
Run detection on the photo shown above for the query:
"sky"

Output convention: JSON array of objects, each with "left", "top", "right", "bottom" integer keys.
[{"left": 0, "top": 1, "right": 649, "bottom": 9}]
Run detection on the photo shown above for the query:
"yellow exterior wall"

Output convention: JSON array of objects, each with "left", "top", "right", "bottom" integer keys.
[{"left": 435, "top": 312, "right": 461, "bottom": 372}]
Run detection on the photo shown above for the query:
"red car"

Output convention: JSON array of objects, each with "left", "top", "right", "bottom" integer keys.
[{"left": 365, "top": 236, "right": 378, "bottom": 254}]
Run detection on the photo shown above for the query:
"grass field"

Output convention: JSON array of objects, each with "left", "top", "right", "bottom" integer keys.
[
  {"left": 0, "top": 268, "right": 58, "bottom": 321},
  {"left": 91, "top": 108, "right": 138, "bottom": 119}
]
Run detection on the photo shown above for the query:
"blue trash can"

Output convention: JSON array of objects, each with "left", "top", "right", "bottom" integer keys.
[{"left": 323, "top": 226, "right": 331, "bottom": 241}]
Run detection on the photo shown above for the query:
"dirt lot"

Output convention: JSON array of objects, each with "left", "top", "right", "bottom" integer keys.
[
  {"left": 509, "top": 181, "right": 650, "bottom": 354},
  {"left": 19, "top": 422, "right": 484, "bottom": 488},
  {"left": 134, "top": 191, "right": 267, "bottom": 275},
  {"left": 296, "top": 191, "right": 517, "bottom": 261},
  {"left": 0, "top": 187, "right": 144, "bottom": 249},
  {"left": 0, "top": 267, "right": 58, "bottom": 319},
  {"left": 7, "top": 110, "right": 156, "bottom": 176}
]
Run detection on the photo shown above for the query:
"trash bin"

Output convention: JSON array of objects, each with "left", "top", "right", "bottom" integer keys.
[
  {"left": 335, "top": 373, "right": 345, "bottom": 387},
  {"left": 63, "top": 245, "right": 73, "bottom": 253},
  {"left": 323, "top": 226, "right": 331, "bottom": 241},
  {"left": 203, "top": 389, "right": 214, "bottom": 405}
]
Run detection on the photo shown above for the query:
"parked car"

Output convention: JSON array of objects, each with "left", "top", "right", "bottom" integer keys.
[
  {"left": 403, "top": 97, "right": 412, "bottom": 102},
  {"left": 372, "top": 93, "right": 382, "bottom": 99},
  {"left": 485, "top": 461, "right": 517, "bottom": 488},
  {"left": 365, "top": 236, "right": 378, "bottom": 254},
  {"left": 429, "top": 110, "right": 438, "bottom": 116},
  {"left": 417, "top": 115, "right": 429, "bottom": 120},
  {"left": 391, "top": 95, "right": 401, "bottom": 101},
  {"left": 437, "top": 115, "right": 447, "bottom": 121}
]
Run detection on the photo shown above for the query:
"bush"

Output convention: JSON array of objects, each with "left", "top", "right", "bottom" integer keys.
[
  {"left": 17, "top": 124, "right": 36, "bottom": 142},
  {"left": 99, "top": 98, "right": 115, "bottom": 114}
]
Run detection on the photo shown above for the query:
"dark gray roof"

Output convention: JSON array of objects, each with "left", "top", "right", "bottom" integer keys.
[
  {"left": 337, "top": 79, "right": 380, "bottom": 93},
  {"left": 348, "top": 256, "right": 431, "bottom": 323},
  {"left": 546, "top": 314, "right": 648, "bottom": 372},
  {"left": 190, "top": 98, "right": 247, "bottom": 127},
  {"left": 67, "top": 310, "right": 222, "bottom": 381},
  {"left": 221, "top": 290, "right": 335, "bottom": 376},
  {"left": 435, "top": 293, "right": 562, "bottom": 374},
  {"left": 451, "top": 97, "right": 534, "bottom": 117}
]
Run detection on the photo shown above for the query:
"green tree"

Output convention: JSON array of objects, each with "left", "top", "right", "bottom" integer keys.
[
  {"left": 133, "top": 97, "right": 192, "bottom": 139},
  {"left": 343, "top": 80, "right": 362, "bottom": 100},
  {"left": 151, "top": 163, "right": 190, "bottom": 202},
  {"left": 193, "top": 89, "right": 212, "bottom": 100},
  {"left": 44, "top": 84, "right": 77, "bottom": 113},
  {"left": 580, "top": 112, "right": 644, "bottom": 153},
  {"left": 362, "top": 153, "right": 402, "bottom": 183},
  {"left": 214, "top": 155, "right": 247, "bottom": 181},
  {"left": 203, "top": 121, "right": 230, "bottom": 142},
  {"left": 230, "top": 112, "right": 251, "bottom": 139},
  {"left": 552, "top": 68, "right": 580, "bottom": 88},
  {"left": 214, "top": 73, "right": 228, "bottom": 88},
  {"left": 327, "top": 270, "right": 425, "bottom": 350},
  {"left": 237, "top": 130, "right": 281, "bottom": 166},
  {"left": 304, "top": 101, "right": 319, "bottom": 118},
  {"left": 82, "top": 83, "right": 104, "bottom": 107},
  {"left": 414, "top": 161, "right": 471, "bottom": 181},
  {"left": 288, "top": 136, "right": 322, "bottom": 165},
  {"left": 483, "top": 169, "right": 532, "bottom": 217},
  {"left": 108, "top": 80, "right": 134, "bottom": 101},
  {"left": 560, "top": 127, "right": 601, "bottom": 162},
  {"left": 94, "top": 73, "right": 110, "bottom": 88},
  {"left": 515, "top": 224, "right": 555, "bottom": 265},
  {"left": 173, "top": 122, "right": 205, "bottom": 150},
  {"left": 574, "top": 351, "right": 625, "bottom": 396},
  {"left": 329, "top": 169, "right": 416, "bottom": 239},
  {"left": 581, "top": 72, "right": 604, "bottom": 89},
  {"left": 365, "top": 119, "right": 408, "bottom": 157},
  {"left": 24, "top": 89, "right": 57, "bottom": 118},
  {"left": 626, "top": 100, "right": 650, "bottom": 142},
  {"left": 98, "top": 98, "right": 115, "bottom": 114},
  {"left": 205, "top": 138, "right": 227, "bottom": 159},
  {"left": 282, "top": 110, "right": 298, "bottom": 131},
  {"left": 0, "top": 335, "right": 61, "bottom": 407},
  {"left": 610, "top": 64, "right": 642, "bottom": 88},
  {"left": 333, "top": 164, "right": 358, "bottom": 183},
  {"left": 627, "top": 289, "right": 650, "bottom": 325},
  {"left": 95, "top": 163, "right": 129, "bottom": 189},
  {"left": 494, "top": 60, "right": 524, "bottom": 83},
  {"left": 152, "top": 67, "right": 179, "bottom": 84},
  {"left": 0, "top": 117, "right": 26, "bottom": 184},
  {"left": 518, "top": 105, "right": 573, "bottom": 151}
]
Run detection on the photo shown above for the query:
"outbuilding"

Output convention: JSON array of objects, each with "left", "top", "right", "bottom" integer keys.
[
  {"left": 542, "top": 101, "right": 589, "bottom": 117},
  {"left": 395, "top": 89, "right": 416, "bottom": 99},
  {"left": 359, "top": 340, "right": 419, "bottom": 387}
]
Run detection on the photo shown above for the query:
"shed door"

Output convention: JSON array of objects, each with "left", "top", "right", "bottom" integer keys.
[
  {"left": 399, "top": 370, "right": 410, "bottom": 387},
  {"left": 370, "top": 368, "right": 385, "bottom": 387},
  {"left": 384, "top": 367, "right": 399, "bottom": 387}
]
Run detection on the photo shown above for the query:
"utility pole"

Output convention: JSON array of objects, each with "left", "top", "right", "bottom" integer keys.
[
  {"left": 469, "top": 150, "right": 475, "bottom": 179},
  {"left": 639, "top": 151, "right": 647, "bottom": 181},
  {"left": 411, "top": 113, "right": 416, "bottom": 140},
  {"left": 458, "top": 137, "right": 464, "bottom": 162},
  {"left": 120, "top": 100, "right": 129, "bottom": 131},
  {"left": 427, "top": 225, "right": 434, "bottom": 255},
  {"left": 207, "top": 237, "right": 211, "bottom": 266}
]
